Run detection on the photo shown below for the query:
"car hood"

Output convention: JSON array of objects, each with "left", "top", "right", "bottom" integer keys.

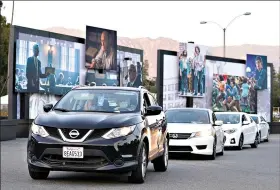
[
  {"left": 222, "top": 124, "right": 241, "bottom": 130},
  {"left": 34, "top": 110, "right": 143, "bottom": 129},
  {"left": 167, "top": 123, "right": 212, "bottom": 133}
]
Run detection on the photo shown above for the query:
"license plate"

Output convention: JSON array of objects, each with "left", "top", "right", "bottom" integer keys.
[{"left": 62, "top": 147, "right": 84, "bottom": 159}]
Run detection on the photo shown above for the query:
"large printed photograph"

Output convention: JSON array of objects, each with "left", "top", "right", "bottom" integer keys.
[
  {"left": 246, "top": 54, "right": 267, "bottom": 90},
  {"left": 14, "top": 32, "right": 84, "bottom": 95},
  {"left": 163, "top": 54, "right": 186, "bottom": 111},
  {"left": 85, "top": 26, "right": 117, "bottom": 71},
  {"left": 212, "top": 74, "right": 257, "bottom": 113},
  {"left": 178, "top": 43, "right": 208, "bottom": 97},
  {"left": 118, "top": 50, "right": 142, "bottom": 87}
]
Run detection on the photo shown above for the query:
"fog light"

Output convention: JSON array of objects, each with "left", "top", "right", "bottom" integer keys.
[
  {"left": 114, "top": 159, "right": 124, "bottom": 167},
  {"left": 230, "top": 138, "right": 235, "bottom": 144}
]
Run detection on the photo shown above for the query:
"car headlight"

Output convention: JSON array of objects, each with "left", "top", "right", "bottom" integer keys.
[
  {"left": 102, "top": 125, "right": 136, "bottom": 139},
  {"left": 190, "top": 129, "right": 214, "bottom": 138},
  {"left": 31, "top": 123, "right": 49, "bottom": 137},
  {"left": 224, "top": 128, "right": 237, "bottom": 134}
]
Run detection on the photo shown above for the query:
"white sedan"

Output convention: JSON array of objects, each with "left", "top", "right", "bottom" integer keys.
[
  {"left": 166, "top": 108, "right": 225, "bottom": 160},
  {"left": 249, "top": 114, "right": 270, "bottom": 142},
  {"left": 215, "top": 112, "right": 259, "bottom": 150}
]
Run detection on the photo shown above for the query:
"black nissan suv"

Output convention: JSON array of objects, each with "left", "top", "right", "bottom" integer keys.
[{"left": 27, "top": 86, "right": 169, "bottom": 183}]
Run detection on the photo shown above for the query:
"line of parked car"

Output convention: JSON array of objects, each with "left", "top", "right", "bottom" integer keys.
[
  {"left": 26, "top": 86, "right": 270, "bottom": 184},
  {"left": 166, "top": 108, "right": 270, "bottom": 160}
]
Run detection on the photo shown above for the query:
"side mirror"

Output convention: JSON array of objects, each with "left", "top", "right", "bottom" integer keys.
[
  {"left": 242, "top": 120, "right": 250, "bottom": 125},
  {"left": 43, "top": 104, "right": 53, "bottom": 113},
  {"left": 214, "top": 120, "right": 223, "bottom": 126},
  {"left": 214, "top": 120, "right": 224, "bottom": 126},
  {"left": 145, "top": 106, "right": 162, "bottom": 116}
]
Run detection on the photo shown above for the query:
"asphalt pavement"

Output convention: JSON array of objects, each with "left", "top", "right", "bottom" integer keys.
[{"left": 1, "top": 135, "right": 280, "bottom": 190}]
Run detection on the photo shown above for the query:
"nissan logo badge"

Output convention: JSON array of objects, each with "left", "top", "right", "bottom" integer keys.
[
  {"left": 172, "top": 134, "right": 178, "bottom": 138},
  {"left": 69, "top": 129, "right": 79, "bottom": 139}
]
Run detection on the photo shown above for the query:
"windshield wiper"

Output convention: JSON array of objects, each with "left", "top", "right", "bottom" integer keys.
[{"left": 53, "top": 108, "right": 69, "bottom": 112}]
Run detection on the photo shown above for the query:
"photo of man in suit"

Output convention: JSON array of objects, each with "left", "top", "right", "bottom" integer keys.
[
  {"left": 26, "top": 44, "right": 49, "bottom": 92},
  {"left": 126, "top": 64, "right": 141, "bottom": 87}
]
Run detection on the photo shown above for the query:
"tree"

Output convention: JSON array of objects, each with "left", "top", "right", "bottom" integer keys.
[
  {"left": 0, "top": 15, "right": 10, "bottom": 96},
  {"left": 142, "top": 60, "right": 157, "bottom": 93},
  {"left": 272, "top": 65, "right": 280, "bottom": 107}
]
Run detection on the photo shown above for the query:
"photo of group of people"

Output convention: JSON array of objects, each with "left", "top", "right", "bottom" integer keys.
[
  {"left": 178, "top": 43, "right": 208, "bottom": 97},
  {"left": 85, "top": 26, "right": 117, "bottom": 72},
  {"left": 246, "top": 54, "right": 267, "bottom": 90},
  {"left": 212, "top": 74, "right": 257, "bottom": 113},
  {"left": 14, "top": 32, "right": 83, "bottom": 96},
  {"left": 118, "top": 49, "right": 142, "bottom": 88}
]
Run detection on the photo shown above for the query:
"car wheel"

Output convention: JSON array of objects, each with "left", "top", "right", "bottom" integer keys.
[
  {"left": 237, "top": 134, "right": 244, "bottom": 150},
  {"left": 264, "top": 130, "right": 270, "bottom": 142},
  {"left": 28, "top": 166, "right": 49, "bottom": 180},
  {"left": 217, "top": 141, "right": 224, "bottom": 156},
  {"left": 208, "top": 138, "right": 216, "bottom": 160},
  {"left": 128, "top": 142, "right": 147, "bottom": 184},
  {"left": 153, "top": 138, "right": 168, "bottom": 172},
  {"left": 250, "top": 133, "right": 259, "bottom": 148},
  {"left": 258, "top": 132, "right": 261, "bottom": 144}
]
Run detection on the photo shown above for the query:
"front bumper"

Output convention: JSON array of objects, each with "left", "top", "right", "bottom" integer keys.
[
  {"left": 168, "top": 136, "right": 215, "bottom": 155},
  {"left": 27, "top": 132, "right": 140, "bottom": 173},
  {"left": 224, "top": 132, "right": 240, "bottom": 147}
]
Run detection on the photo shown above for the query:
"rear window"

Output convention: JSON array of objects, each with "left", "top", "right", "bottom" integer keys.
[
  {"left": 165, "top": 109, "right": 210, "bottom": 124},
  {"left": 216, "top": 114, "right": 240, "bottom": 124}
]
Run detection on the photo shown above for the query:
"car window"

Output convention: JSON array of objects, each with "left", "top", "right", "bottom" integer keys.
[
  {"left": 148, "top": 93, "right": 157, "bottom": 106},
  {"left": 212, "top": 113, "right": 217, "bottom": 123},
  {"left": 142, "top": 92, "right": 150, "bottom": 114},
  {"left": 251, "top": 116, "right": 259, "bottom": 124},
  {"left": 216, "top": 114, "right": 240, "bottom": 124},
  {"left": 54, "top": 89, "right": 140, "bottom": 113},
  {"left": 260, "top": 116, "right": 266, "bottom": 122},
  {"left": 165, "top": 109, "right": 210, "bottom": 124}
]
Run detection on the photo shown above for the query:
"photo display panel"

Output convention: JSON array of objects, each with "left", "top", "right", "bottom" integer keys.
[
  {"left": 178, "top": 42, "right": 209, "bottom": 97},
  {"left": 14, "top": 32, "right": 85, "bottom": 96},
  {"left": 246, "top": 54, "right": 268, "bottom": 90}
]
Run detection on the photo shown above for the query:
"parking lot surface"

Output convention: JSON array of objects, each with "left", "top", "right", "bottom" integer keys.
[{"left": 1, "top": 135, "right": 279, "bottom": 190}]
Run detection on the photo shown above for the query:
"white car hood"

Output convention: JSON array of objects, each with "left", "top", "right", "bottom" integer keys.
[
  {"left": 222, "top": 124, "right": 241, "bottom": 130},
  {"left": 167, "top": 123, "right": 212, "bottom": 133}
]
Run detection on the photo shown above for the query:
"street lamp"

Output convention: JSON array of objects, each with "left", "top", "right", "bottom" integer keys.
[{"left": 200, "top": 12, "right": 251, "bottom": 57}]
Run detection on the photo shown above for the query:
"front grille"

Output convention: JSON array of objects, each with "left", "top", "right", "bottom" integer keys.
[
  {"left": 44, "top": 127, "right": 110, "bottom": 140},
  {"left": 169, "top": 133, "right": 192, "bottom": 139},
  {"left": 42, "top": 154, "right": 109, "bottom": 168},
  {"left": 169, "top": 146, "right": 193, "bottom": 152},
  {"left": 60, "top": 128, "right": 90, "bottom": 139},
  {"left": 44, "top": 127, "right": 61, "bottom": 139}
]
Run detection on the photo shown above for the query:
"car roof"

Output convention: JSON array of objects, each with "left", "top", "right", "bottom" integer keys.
[
  {"left": 215, "top": 112, "right": 243, "bottom": 115},
  {"left": 166, "top": 108, "right": 211, "bottom": 112},
  {"left": 72, "top": 86, "right": 142, "bottom": 92}
]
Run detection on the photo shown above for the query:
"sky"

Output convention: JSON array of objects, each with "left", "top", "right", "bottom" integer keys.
[{"left": 1, "top": 1, "right": 280, "bottom": 47}]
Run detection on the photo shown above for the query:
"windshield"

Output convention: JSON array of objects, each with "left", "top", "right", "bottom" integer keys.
[
  {"left": 165, "top": 109, "right": 210, "bottom": 124},
  {"left": 250, "top": 116, "right": 259, "bottom": 124},
  {"left": 216, "top": 114, "right": 240, "bottom": 124},
  {"left": 54, "top": 89, "right": 140, "bottom": 113}
]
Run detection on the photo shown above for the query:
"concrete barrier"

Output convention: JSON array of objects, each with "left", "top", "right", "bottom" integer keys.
[
  {"left": 269, "top": 122, "right": 280, "bottom": 134},
  {"left": 0, "top": 120, "right": 17, "bottom": 141}
]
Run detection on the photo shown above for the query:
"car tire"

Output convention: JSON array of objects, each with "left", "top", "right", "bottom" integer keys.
[
  {"left": 217, "top": 142, "right": 224, "bottom": 156},
  {"left": 250, "top": 133, "right": 259, "bottom": 148},
  {"left": 128, "top": 142, "right": 147, "bottom": 184},
  {"left": 208, "top": 138, "right": 216, "bottom": 160},
  {"left": 258, "top": 131, "right": 261, "bottom": 144},
  {"left": 264, "top": 130, "right": 270, "bottom": 142},
  {"left": 153, "top": 138, "right": 168, "bottom": 172},
  {"left": 237, "top": 134, "right": 244, "bottom": 150},
  {"left": 28, "top": 166, "right": 49, "bottom": 180}
]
